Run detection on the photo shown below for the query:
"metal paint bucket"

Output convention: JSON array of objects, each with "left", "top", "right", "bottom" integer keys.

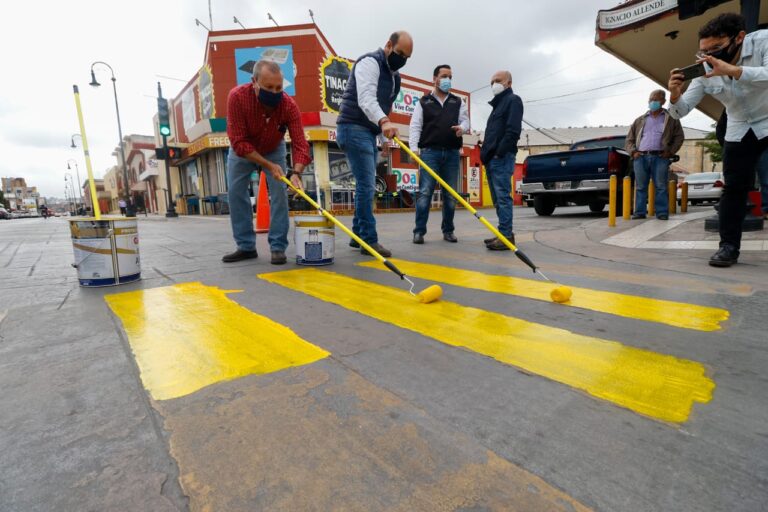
[
  {"left": 294, "top": 215, "right": 334, "bottom": 265},
  {"left": 69, "top": 217, "right": 141, "bottom": 287}
]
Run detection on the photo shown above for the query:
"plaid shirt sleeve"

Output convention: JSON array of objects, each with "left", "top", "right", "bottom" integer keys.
[
  {"left": 284, "top": 98, "right": 312, "bottom": 166},
  {"left": 227, "top": 86, "right": 257, "bottom": 157}
]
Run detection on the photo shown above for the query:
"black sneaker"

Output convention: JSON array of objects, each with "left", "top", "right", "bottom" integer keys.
[
  {"left": 349, "top": 239, "right": 360, "bottom": 249},
  {"left": 361, "top": 243, "right": 392, "bottom": 258},
  {"left": 657, "top": 214, "right": 669, "bottom": 220},
  {"left": 413, "top": 233, "right": 424, "bottom": 244},
  {"left": 709, "top": 245, "right": 739, "bottom": 267},
  {"left": 631, "top": 214, "right": 647, "bottom": 220},
  {"left": 443, "top": 232, "right": 458, "bottom": 243},
  {"left": 270, "top": 251, "right": 287, "bottom": 265},
  {"left": 222, "top": 249, "right": 258, "bottom": 263}
]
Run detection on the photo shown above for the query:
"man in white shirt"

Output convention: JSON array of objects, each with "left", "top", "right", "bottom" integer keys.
[
  {"left": 336, "top": 31, "right": 414, "bottom": 258},
  {"left": 409, "top": 65, "right": 470, "bottom": 244},
  {"left": 668, "top": 13, "right": 768, "bottom": 267}
]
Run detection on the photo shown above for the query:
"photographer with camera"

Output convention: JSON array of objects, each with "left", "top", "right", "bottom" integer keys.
[{"left": 668, "top": 13, "right": 768, "bottom": 267}]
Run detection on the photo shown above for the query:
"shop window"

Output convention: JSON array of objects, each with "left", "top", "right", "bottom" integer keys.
[{"left": 399, "top": 148, "right": 414, "bottom": 165}]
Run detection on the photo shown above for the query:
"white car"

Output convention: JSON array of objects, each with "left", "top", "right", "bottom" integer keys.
[{"left": 678, "top": 172, "right": 724, "bottom": 205}]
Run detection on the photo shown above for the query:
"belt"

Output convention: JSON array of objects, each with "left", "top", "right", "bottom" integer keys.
[{"left": 638, "top": 150, "right": 663, "bottom": 155}]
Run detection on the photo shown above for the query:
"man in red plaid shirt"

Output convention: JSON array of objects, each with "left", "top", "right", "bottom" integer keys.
[{"left": 224, "top": 60, "right": 311, "bottom": 265}]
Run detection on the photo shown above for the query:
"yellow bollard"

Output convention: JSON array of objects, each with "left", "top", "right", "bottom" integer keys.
[
  {"left": 681, "top": 182, "right": 689, "bottom": 213},
  {"left": 648, "top": 180, "right": 656, "bottom": 217},
  {"left": 669, "top": 180, "right": 677, "bottom": 215},
  {"left": 608, "top": 175, "right": 617, "bottom": 227},
  {"left": 622, "top": 176, "right": 631, "bottom": 220}
]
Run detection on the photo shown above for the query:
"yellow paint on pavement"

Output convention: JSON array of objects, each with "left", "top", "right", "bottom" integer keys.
[
  {"left": 260, "top": 269, "right": 715, "bottom": 423},
  {"left": 105, "top": 282, "right": 329, "bottom": 400},
  {"left": 358, "top": 259, "right": 729, "bottom": 332}
]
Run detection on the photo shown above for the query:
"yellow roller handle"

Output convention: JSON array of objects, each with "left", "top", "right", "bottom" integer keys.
[
  {"left": 280, "top": 176, "right": 407, "bottom": 279},
  {"left": 72, "top": 85, "right": 102, "bottom": 220}
]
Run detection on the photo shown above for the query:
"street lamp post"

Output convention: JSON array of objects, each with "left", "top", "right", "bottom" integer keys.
[
  {"left": 66, "top": 158, "right": 84, "bottom": 209},
  {"left": 64, "top": 174, "right": 76, "bottom": 214},
  {"left": 89, "top": 61, "right": 134, "bottom": 216}
]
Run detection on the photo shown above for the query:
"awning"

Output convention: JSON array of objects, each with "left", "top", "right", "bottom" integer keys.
[{"left": 130, "top": 182, "right": 148, "bottom": 192}]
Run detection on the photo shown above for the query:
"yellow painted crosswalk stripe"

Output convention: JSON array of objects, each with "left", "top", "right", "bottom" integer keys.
[
  {"left": 105, "top": 282, "right": 329, "bottom": 400},
  {"left": 358, "top": 259, "right": 728, "bottom": 332},
  {"left": 261, "top": 269, "right": 714, "bottom": 423}
]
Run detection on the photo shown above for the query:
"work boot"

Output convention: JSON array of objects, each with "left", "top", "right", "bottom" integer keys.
[
  {"left": 485, "top": 233, "right": 514, "bottom": 246},
  {"left": 443, "top": 232, "right": 458, "bottom": 243},
  {"left": 349, "top": 239, "right": 360, "bottom": 248},
  {"left": 486, "top": 238, "right": 511, "bottom": 251},
  {"left": 361, "top": 243, "right": 392, "bottom": 258},
  {"left": 709, "top": 245, "right": 739, "bottom": 267},
  {"left": 222, "top": 249, "right": 258, "bottom": 263},
  {"left": 413, "top": 233, "right": 424, "bottom": 244},
  {"left": 270, "top": 251, "right": 287, "bottom": 265}
]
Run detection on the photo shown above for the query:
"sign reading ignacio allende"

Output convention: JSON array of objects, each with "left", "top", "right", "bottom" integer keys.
[{"left": 598, "top": 0, "right": 678, "bottom": 30}]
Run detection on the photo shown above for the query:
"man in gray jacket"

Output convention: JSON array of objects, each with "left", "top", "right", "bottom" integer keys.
[{"left": 625, "top": 89, "right": 685, "bottom": 220}]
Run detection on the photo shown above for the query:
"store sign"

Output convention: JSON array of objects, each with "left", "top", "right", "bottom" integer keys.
[
  {"left": 598, "top": 0, "right": 677, "bottom": 30},
  {"left": 392, "top": 167, "right": 419, "bottom": 193},
  {"left": 235, "top": 45, "right": 296, "bottom": 95},
  {"left": 198, "top": 65, "right": 216, "bottom": 120},
  {"left": 320, "top": 56, "right": 352, "bottom": 114},
  {"left": 468, "top": 167, "right": 481, "bottom": 201},
  {"left": 187, "top": 135, "right": 230, "bottom": 157},
  {"left": 392, "top": 87, "right": 424, "bottom": 116}
]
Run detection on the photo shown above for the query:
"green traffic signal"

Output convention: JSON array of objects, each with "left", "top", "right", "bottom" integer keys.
[
  {"left": 157, "top": 97, "right": 171, "bottom": 137},
  {"left": 159, "top": 125, "right": 171, "bottom": 136}
]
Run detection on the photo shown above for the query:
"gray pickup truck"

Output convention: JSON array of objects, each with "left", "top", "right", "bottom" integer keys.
[{"left": 520, "top": 136, "right": 631, "bottom": 216}]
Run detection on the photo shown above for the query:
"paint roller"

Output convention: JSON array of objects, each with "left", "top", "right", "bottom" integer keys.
[
  {"left": 392, "top": 137, "right": 572, "bottom": 304},
  {"left": 279, "top": 176, "right": 442, "bottom": 303}
]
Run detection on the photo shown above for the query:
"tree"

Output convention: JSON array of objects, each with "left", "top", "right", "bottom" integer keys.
[
  {"left": 0, "top": 189, "right": 6, "bottom": 209},
  {"left": 697, "top": 131, "right": 723, "bottom": 170}
]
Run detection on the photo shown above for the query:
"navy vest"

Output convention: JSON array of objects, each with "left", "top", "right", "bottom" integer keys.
[
  {"left": 418, "top": 93, "right": 463, "bottom": 150},
  {"left": 337, "top": 49, "right": 402, "bottom": 135}
]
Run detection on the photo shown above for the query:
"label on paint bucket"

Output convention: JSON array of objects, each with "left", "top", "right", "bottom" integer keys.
[
  {"left": 73, "top": 238, "right": 116, "bottom": 281},
  {"left": 70, "top": 218, "right": 141, "bottom": 287},
  {"left": 294, "top": 216, "right": 334, "bottom": 265}
]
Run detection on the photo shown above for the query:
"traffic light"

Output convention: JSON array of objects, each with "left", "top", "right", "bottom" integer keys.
[
  {"left": 157, "top": 98, "right": 171, "bottom": 136},
  {"left": 155, "top": 146, "right": 183, "bottom": 160}
]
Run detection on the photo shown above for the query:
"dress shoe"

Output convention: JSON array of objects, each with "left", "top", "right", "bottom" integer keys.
[
  {"left": 270, "top": 251, "right": 287, "bottom": 265},
  {"left": 486, "top": 239, "right": 511, "bottom": 251},
  {"left": 657, "top": 214, "right": 669, "bottom": 220},
  {"left": 361, "top": 243, "right": 392, "bottom": 258},
  {"left": 631, "top": 214, "right": 646, "bottom": 220},
  {"left": 222, "top": 249, "right": 258, "bottom": 263},
  {"left": 485, "top": 234, "right": 514, "bottom": 246},
  {"left": 709, "top": 245, "right": 739, "bottom": 267},
  {"left": 484, "top": 236, "right": 497, "bottom": 245},
  {"left": 413, "top": 233, "right": 424, "bottom": 244},
  {"left": 349, "top": 239, "right": 360, "bottom": 248},
  {"left": 443, "top": 232, "right": 458, "bottom": 243}
]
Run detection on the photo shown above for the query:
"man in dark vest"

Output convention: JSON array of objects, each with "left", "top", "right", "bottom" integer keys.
[
  {"left": 410, "top": 64, "right": 469, "bottom": 244},
  {"left": 337, "top": 31, "right": 414, "bottom": 257}
]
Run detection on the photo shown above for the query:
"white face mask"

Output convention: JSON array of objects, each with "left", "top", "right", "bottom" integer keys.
[{"left": 491, "top": 82, "right": 506, "bottom": 96}]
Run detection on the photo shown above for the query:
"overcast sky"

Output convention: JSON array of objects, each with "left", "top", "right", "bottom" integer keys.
[{"left": 0, "top": 0, "right": 715, "bottom": 199}]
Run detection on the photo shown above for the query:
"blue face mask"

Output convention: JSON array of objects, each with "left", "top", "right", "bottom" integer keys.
[
  {"left": 649, "top": 100, "right": 662, "bottom": 112},
  {"left": 438, "top": 78, "right": 452, "bottom": 93},
  {"left": 258, "top": 88, "right": 283, "bottom": 107}
]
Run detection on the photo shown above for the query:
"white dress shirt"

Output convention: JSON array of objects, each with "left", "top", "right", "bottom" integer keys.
[
  {"left": 669, "top": 29, "right": 768, "bottom": 142},
  {"left": 354, "top": 56, "right": 396, "bottom": 126},
  {"left": 409, "top": 92, "right": 471, "bottom": 151}
]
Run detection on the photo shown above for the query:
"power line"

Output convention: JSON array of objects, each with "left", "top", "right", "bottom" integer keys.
[
  {"left": 522, "top": 118, "right": 570, "bottom": 145},
  {"left": 516, "top": 51, "right": 603, "bottom": 88},
  {"left": 524, "top": 88, "right": 648, "bottom": 107},
  {"left": 525, "top": 77, "right": 642, "bottom": 103}
]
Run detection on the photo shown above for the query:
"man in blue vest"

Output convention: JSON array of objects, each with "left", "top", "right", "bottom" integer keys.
[
  {"left": 337, "top": 31, "right": 413, "bottom": 257},
  {"left": 410, "top": 64, "right": 470, "bottom": 244},
  {"left": 481, "top": 70, "right": 523, "bottom": 250}
]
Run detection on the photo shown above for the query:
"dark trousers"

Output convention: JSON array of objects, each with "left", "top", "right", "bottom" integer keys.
[{"left": 720, "top": 130, "right": 768, "bottom": 250}]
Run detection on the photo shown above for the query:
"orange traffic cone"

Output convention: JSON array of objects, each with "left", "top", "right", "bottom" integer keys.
[{"left": 255, "top": 171, "right": 270, "bottom": 233}]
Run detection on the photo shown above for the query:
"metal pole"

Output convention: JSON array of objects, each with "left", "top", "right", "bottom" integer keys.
[
  {"left": 111, "top": 77, "right": 132, "bottom": 216},
  {"left": 158, "top": 82, "right": 178, "bottom": 217}
]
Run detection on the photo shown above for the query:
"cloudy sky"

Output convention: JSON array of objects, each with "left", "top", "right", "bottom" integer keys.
[{"left": 0, "top": 0, "right": 715, "bottom": 199}]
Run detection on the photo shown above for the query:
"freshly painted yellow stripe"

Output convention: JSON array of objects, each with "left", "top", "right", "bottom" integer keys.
[
  {"left": 105, "top": 282, "right": 329, "bottom": 400},
  {"left": 260, "top": 269, "right": 714, "bottom": 423},
  {"left": 358, "top": 259, "right": 729, "bottom": 332}
]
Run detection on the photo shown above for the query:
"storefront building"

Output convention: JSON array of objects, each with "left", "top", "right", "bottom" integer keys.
[{"left": 161, "top": 23, "right": 485, "bottom": 215}]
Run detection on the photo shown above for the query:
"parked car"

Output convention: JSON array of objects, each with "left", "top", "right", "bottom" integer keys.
[
  {"left": 677, "top": 172, "right": 724, "bottom": 205},
  {"left": 520, "top": 136, "right": 631, "bottom": 216},
  {"left": 0, "top": 207, "right": 9, "bottom": 220}
]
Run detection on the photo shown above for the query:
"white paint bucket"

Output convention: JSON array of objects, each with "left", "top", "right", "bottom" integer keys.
[
  {"left": 69, "top": 217, "right": 141, "bottom": 287},
  {"left": 294, "top": 215, "right": 334, "bottom": 265}
]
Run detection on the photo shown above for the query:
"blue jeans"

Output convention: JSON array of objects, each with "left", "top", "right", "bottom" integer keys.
[
  {"left": 758, "top": 148, "right": 768, "bottom": 214},
  {"left": 336, "top": 123, "right": 379, "bottom": 244},
  {"left": 633, "top": 155, "right": 670, "bottom": 217},
  {"left": 226, "top": 143, "right": 289, "bottom": 252},
  {"left": 487, "top": 153, "right": 515, "bottom": 238},
  {"left": 413, "top": 148, "right": 460, "bottom": 235}
]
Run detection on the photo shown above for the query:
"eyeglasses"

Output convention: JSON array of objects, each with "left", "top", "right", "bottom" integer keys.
[{"left": 695, "top": 38, "right": 733, "bottom": 59}]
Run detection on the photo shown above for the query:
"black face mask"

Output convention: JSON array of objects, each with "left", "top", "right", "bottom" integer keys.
[
  {"left": 258, "top": 88, "right": 283, "bottom": 107},
  {"left": 387, "top": 51, "right": 408, "bottom": 71},
  {"left": 708, "top": 38, "right": 742, "bottom": 62}
]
